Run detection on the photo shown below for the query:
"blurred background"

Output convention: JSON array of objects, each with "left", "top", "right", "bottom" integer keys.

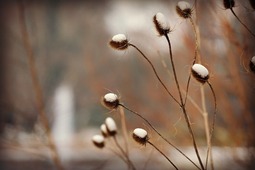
[{"left": 0, "top": 0, "right": 255, "bottom": 169}]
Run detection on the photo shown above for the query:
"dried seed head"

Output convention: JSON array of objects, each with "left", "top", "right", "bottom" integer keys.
[
  {"left": 100, "top": 124, "right": 108, "bottom": 137},
  {"left": 92, "top": 135, "right": 105, "bottom": 149},
  {"left": 250, "top": 0, "right": 255, "bottom": 10},
  {"left": 223, "top": 0, "right": 235, "bottom": 9},
  {"left": 105, "top": 117, "right": 117, "bottom": 136},
  {"left": 191, "top": 64, "right": 209, "bottom": 84},
  {"left": 102, "top": 93, "right": 119, "bottom": 110},
  {"left": 176, "top": 1, "right": 192, "bottom": 19},
  {"left": 109, "top": 34, "right": 128, "bottom": 50},
  {"left": 132, "top": 128, "right": 148, "bottom": 145},
  {"left": 250, "top": 56, "right": 255, "bottom": 73},
  {"left": 153, "top": 12, "right": 170, "bottom": 36}
]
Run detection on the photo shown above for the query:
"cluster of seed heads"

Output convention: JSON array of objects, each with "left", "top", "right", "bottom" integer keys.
[{"left": 92, "top": 117, "right": 118, "bottom": 149}]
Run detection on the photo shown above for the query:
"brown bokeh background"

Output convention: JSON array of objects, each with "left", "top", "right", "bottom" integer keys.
[{"left": 0, "top": 0, "right": 255, "bottom": 169}]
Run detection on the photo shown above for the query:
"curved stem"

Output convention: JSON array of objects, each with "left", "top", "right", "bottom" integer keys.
[
  {"left": 184, "top": 17, "right": 199, "bottom": 106},
  {"left": 164, "top": 34, "right": 205, "bottom": 170},
  {"left": 128, "top": 43, "right": 180, "bottom": 105},
  {"left": 230, "top": 8, "right": 255, "bottom": 38},
  {"left": 147, "top": 140, "right": 179, "bottom": 170},
  {"left": 119, "top": 106, "right": 129, "bottom": 156},
  {"left": 119, "top": 104, "right": 201, "bottom": 170}
]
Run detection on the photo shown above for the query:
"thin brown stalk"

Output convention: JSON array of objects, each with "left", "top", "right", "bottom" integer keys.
[
  {"left": 119, "top": 106, "right": 129, "bottom": 156},
  {"left": 119, "top": 104, "right": 201, "bottom": 170},
  {"left": 113, "top": 136, "right": 136, "bottom": 170},
  {"left": 128, "top": 43, "right": 180, "bottom": 105},
  {"left": 164, "top": 34, "right": 205, "bottom": 170},
  {"left": 230, "top": 8, "right": 255, "bottom": 38},
  {"left": 18, "top": 2, "right": 63, "bottom": 170},
  {"left": 147, "top": 140, "right": 179, "bottom": 170}
]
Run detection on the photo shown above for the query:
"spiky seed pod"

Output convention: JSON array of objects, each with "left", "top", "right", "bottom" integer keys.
[
  {"left": 132, "top": 128, "right": 148, "bottom": 145},
  {"left": 223, "top": 0, "right": 235, "bottom": 9},
  {"left": 102, "top": 93, "right": 119, "bottom": 110},
  {"left": 250, "top": 56, "right": 255, "bottom": 73},
  {"left": 109, "top": 34, "right": 128, "bottom": 50},
  {"left": 249, "top": 0, "right": 255, "bottom": 10},
  {"left": 92, "top": 135, "right": 105, "bottom": 148},
  {"left": 100, "top": 124, "right": 108, "bottom": 137},
  {"left": 176, "top": 1, "right": 192, "bottom": 19},
  {"left": 153, "top": 12, "right": 170, "bottom": 36},
  {"left": 191, "top": 64, "right": 209, "bottom": 84},
  {"left": 105, "top": 117, "right": 117, "bottom": 136}
]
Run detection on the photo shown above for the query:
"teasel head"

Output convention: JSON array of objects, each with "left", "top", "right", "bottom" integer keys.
[
  {"left": 250, "top": 56, "right": 255, "bottom": 73},
  {"left": 109, "top": 34, "right": 129, "bottom": 50},
  {"left": 101, "top": 93, "right": 120, "bottom": 110},
  {"left": 176, "top": 1, "right": 192, "bottom": 19},
  {"left": 191, "top": 64, "right": 209, "bottom": 84},
  {"left": 100, "top": 124, "right": 109, "bottom": 137},
  {"left": 132, "top": 128, "right": 149, "bottom": 146},
  {"left": 92, "top": 134, "right": 105, "bottom": 149},
  {"left": 105, "top": 117, "right": 117, "bottom": 136},
  {"left": 153, "top": 12, "right": 170, "bottom": 36},
  {"left": 223, "top": 0, "right": 235, "bottom": 9}
]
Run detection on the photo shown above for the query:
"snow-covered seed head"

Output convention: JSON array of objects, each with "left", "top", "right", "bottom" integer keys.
[
  {"left": 153, "top": 12, "right": 170, "bottom": 36},
  {"left": 191, "top": 64, "right": 209, "bottom": 84},
  {"left": 249, "top": 56, "right": 255, "bottom": 73},
  {"left": 92, "top": 135, "right": 105, "bottom": 149},
  {"left": 105, "top": 117, "right": 117, "bottom": 136},
  {"left": 102, "top": 93, "right": 119, "bottom": 110},
  {"left": 109, "top": 34, "right": 128, "bottom": 50},
  {"left": 176, "top": 1, "right": 192, "bottom": 19},
  {"left": 223, "top": 0, "right": 235, "bottom": 9},
  {"left": 100, "top": 124, "right": 108, "bottom": 137},
  {"left": 132, "top": 128, "right": 148, "bottom": 145}
]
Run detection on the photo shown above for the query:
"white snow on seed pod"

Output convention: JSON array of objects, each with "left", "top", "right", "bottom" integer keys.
[
  {"left": 104, "top": 93, "right": 118, "bottom": 103},
  {"left": 100, "top": 124, "right": 108, "bottom": 137},
  {"left": 177, "top": 1, "right": 191, "bottom": 11},
  {"left": 251, "top": 56, "right": 255, "bottom": 64},
  {"left": 92, "top": 134, "right": 105, "bottom": 148},
  {"left": 105, "top": 117, "right": 117, "bottom": 134},
  {"left": 133, "top": 128, "right": 148, "bottom": 139},
  {"left": 155, "top": 12, "right": 170, "bottom": 31},
  {"left": 112, "top": 34, "right": 127, "bottom": 43},
  {"left": 192, "top": 64, "right": 209, "bottom": 78},
  {"left": 92, "top": 134, "right": 105, "bottom": 143}
]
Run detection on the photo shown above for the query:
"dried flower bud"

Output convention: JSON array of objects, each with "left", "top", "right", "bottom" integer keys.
[
  {"left": 102, "top": 93, "right": 119, "bottom": 110},
  {"left": 105, "top": 117, "right": 117, "bottom": 136},
  {"left": 250, "top": 56, "right": 255, "bottom": 73},
  {"left": 223, "top": 0, "right": 235, "bottom": 9},
  {"left": 100, "top": 124, "right": 108, "bottom": 137},
  {"left": 153, "top": 12, "right": 170, "bottom": 36},
  {"left": 132, "top": 128, "right": 148, "bottom": 145},
  {"left": 249, "top": 0, "right": 255, "bottom": 10},
  {"left": 92, "top": 135, "right": 105, "bottom": 148},
  {"left": 176, "top": 1, "right": 192, "bottom": 19},
  {"left": 109, "top": 34, "right": 128, "bottom": 50},
  {"left": 191, "top": 64, "right": 209, "bottom": 84}
]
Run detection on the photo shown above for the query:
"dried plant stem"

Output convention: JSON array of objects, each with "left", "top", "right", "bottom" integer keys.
[
  {"left": 200, "top": 85, "right": 213, "bottom": 170},
  {"left": 205, "top": 81, "right": 217, "bottom": 170},
  {"left": 119, "top": 106, "right": 129, "bottom": 156},
  {"left": 18, "top": 2, "right": 63, "bottom": 170},
  {"left": 113, "top": 136, "right": 136, "bottom": 170},
  {"left": 230, "top": 8, "right": 255, "bottom": 38},
  {"left": 119, "top": 104, "right": 201, "bottom": 170},
  {"left": 128, "top": 43, "right": 180, "bottom": 105},
  {"left": 164, "top": 34, "right": 205, "bottom": 170},
  {"left": 108, "top": 147, "right": 130, "bottom": 166},
  {"left": 147, "top": 140, "right": 178, "bottom": 170}
]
